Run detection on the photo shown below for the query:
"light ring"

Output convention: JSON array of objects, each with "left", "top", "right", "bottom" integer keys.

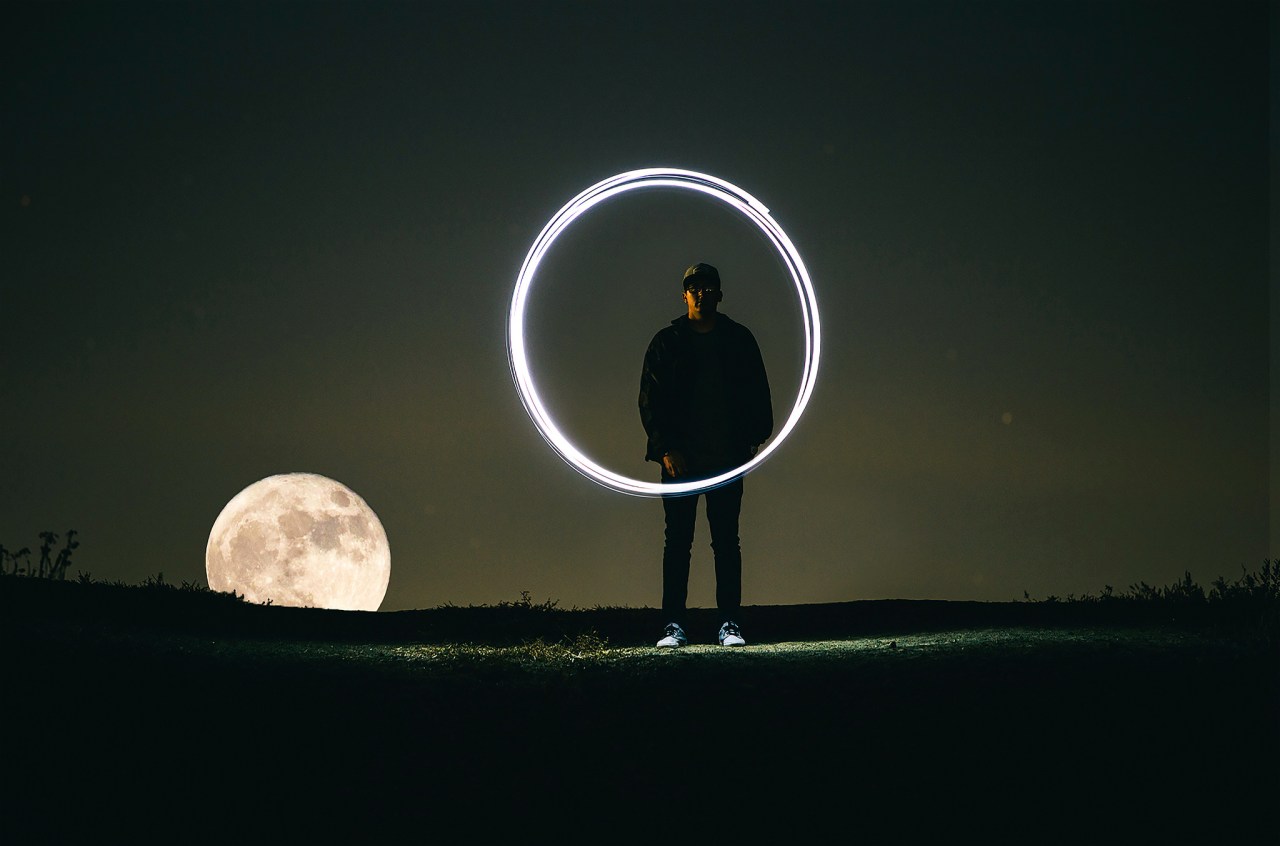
[{"left": 508, "top": 168, "right": 821, "bottom": 497}]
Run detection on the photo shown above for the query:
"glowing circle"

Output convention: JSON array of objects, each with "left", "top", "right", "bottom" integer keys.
[{"left": 508, "top": 168, "right": 821, "bottom": 497}]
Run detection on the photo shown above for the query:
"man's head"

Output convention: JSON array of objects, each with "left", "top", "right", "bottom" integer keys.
[
  {"left": 682, "top": 262, "right": 722, "bottom": 320},
  {"left": 682, "top": 262, "right": 721, "bottom": 292}
]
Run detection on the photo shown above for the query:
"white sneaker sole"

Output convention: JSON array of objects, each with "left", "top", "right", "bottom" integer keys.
[
  {"left": 720, "top": 635, "right": 746, "bottom": 647},
  {"left": 656, "top": 636, "right": 685, "bottom": 648}
]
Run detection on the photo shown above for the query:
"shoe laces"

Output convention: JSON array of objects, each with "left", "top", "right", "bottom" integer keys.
[
  {"left": 721, "top": 621, "right": 741, "bottom": 637},
  {"left": 665, "top": 623, "right": 684, "bottom": 638}
]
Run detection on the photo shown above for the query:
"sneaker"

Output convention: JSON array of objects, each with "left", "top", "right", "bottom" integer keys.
[
  {"left": 719, "top": 621, "right": 746, "bottom": 647},
  {"left": 656, "top": 622, "right": 688, "bottom": 648}
]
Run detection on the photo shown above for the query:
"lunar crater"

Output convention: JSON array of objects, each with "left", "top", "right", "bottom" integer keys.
[{"left": 278, "top": 509, "right": 314, "bottom": 538}]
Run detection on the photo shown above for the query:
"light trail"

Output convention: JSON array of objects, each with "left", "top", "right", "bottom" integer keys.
[{"left": 508, "top": 168, "right": 821, "bottom": 496}]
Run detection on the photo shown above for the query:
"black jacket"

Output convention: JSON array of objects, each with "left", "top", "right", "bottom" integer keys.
[{"left": 638, "top": 313, "right": 773, "bottom": 465}]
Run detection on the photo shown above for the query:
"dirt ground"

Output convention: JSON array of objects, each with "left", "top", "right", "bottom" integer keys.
[{"left": 2, "top": 577, "right": 1276, "bottom": 843}]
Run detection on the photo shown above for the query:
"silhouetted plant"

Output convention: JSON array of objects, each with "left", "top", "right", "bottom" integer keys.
[
  {"left": 1026, "top": 560, "right": 1278, "bottom": 641},
  {"left": 0, "top": 531, "right": 74, "bottom": 579},
  {"left": 0, "top": 544, "right": 21, "bottom": 575},
  {"left": 1027, "top": 565, "right": 1275, "bottom": 606},
  {"left": 58, "top": 569, "right": 244, "bottom": 604},
  {"left": 1209, "top": 559, "right": 1280, "bottom": 601},
  {"left": 1205, "top": 560, "right": 1280, "bottom": 641},
  {"left": 37, "top": 532, "right": 57, "bottom": 578},
  {"left": 52, "top": 530, "right": 78, "bottom": 580},
  {"left": 1123, "top": 570, "right": 1206, "bottom": 605},
  {"left": 499, "top": 590, "right": 559, "bottom": 612},
  {"left": 140, "top": 572, "right": 171, "bottom": 591}
]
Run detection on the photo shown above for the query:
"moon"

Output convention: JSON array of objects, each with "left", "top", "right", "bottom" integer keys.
[{"left": 205, "top": 473, "right": 390, "bottom": 611}]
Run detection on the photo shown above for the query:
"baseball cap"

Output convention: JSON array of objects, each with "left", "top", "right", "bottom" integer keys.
[{"left": 682, "top": 262, "right": 721, "bottom": 290}]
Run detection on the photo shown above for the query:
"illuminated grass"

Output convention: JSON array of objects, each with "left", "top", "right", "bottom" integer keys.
[{"left": 156, "top": 624, "right": 1241, "bottom": 688}]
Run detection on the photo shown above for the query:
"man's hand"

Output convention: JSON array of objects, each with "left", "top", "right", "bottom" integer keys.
[
  {"left": 662, "top": 451, "right": 687, "bottom": 478},
  {"left": 749, "top": 444, "right": 759, "bottom": 457}
]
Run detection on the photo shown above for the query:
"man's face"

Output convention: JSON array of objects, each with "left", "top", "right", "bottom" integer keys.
[{"left": 684, "top": 283, "right": 722, "bottom": 316}]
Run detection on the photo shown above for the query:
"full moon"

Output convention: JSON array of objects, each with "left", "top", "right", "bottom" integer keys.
[{"left": 206, "top": 473, "right": 391, "bottom": 611}]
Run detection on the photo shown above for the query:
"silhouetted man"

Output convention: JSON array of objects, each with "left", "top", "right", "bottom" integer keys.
[{"left": 638, "top": 262, "right": 772, "bottom": 648}]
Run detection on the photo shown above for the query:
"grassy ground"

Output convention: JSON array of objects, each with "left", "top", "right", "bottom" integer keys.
[{"left": 2, "top": 575, "right": 1276, "bottom": 843}]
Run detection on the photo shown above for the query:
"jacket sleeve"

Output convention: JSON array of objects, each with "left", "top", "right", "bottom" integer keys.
[
  {"left": 741, "top": 327, "right": 773, "bottom": 447},
  {"left": 638, "top": 334, "right": 673, "bottom": 462}
]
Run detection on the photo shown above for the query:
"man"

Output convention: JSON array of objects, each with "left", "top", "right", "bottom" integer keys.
[{"left": 638, "top": 262, "right": 773, "bottom": 648}]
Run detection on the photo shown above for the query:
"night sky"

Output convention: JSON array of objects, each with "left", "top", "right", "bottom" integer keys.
[{"left": 5, "top": 1, "right": 1272, "bottom": 612}]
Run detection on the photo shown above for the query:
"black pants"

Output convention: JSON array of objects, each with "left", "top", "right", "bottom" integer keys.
[{"left": 661, "top": 472, "right": 744, "bottom": 628}]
